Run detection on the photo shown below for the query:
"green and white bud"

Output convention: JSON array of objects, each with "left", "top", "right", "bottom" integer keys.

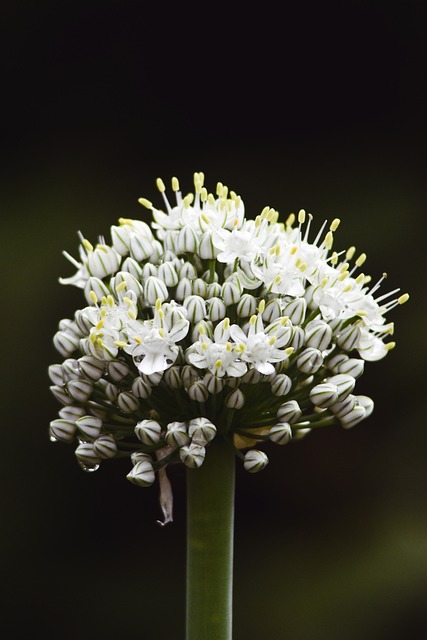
[
  {"left": 163, "top": 366, "right": 182, "bottom": 390},
  {"left": 87, "top": 245, "right": 121, "bottom": 279},
  {"left": 327, "top": 374, "right": 356, "bottom": 401},
  {"left": 175, "top": 277, "right": 193, "bottom": 302},
  {"left": 165, "top": 421, "right": 191, "bottom": 447},
  {"left": 117, "top": 391, "right": 140, "bottom": 413},
  {"left": 76, "top": 415, "right": 103, "bottom": 440},
  {"left": 327, "top": 353, "right": 348, "bottom": 373},
  {"left": 158, "top": 262, "right": 179, "bottom": 287},
  {"left": 355, "top": 395, "right": 374, "bottom": 418},
  {"left": 144, "top": 276, "right": 168, "bottom": 305},
  {"left": 283, "top": 297, "right": 306, "bottom": 325},
  {"left": 177, "top": 225, "right": 199, "bottom": 253},
  {"left": 131, "top": 376, "right": 152, "bottom": 398},
  {"left": 208, "top": 297, "right": 227, "bottom": 321},
  {"left": 189, "top": 417, "right": 217, "bottom": 445},
  {"left": 135, "top": 419, "right": 162, "bottom": 446},
  {"left": 241, "top": 368, "right": 263, "bottom": 384},
  {"left": 290, "top": 326, "right": 305, "bottom": 351},
  {"left": 184, "top": 295, "right": 206, "bottom": 323},
  {"left": 297, "top": 348, "right": 324, "bottom": 374},
  {"left": 181, "top": 365, "right": 200, "bottom": 389},
  {"left": 180, "top": 443, "right": 206, "bottom": 469},
  {"left": 222, "top": 279, "right": 241, "bottom": 306},
  {"left": 329, "top": 394, "right": 356, "bottom": 419},
  {"left": 49, "top": 419, "right": 76, "bottom": 443},
  {"left": 270, "top": 374, "right": 292, "bottom": 397},
  {"left": 203, "top": 372, "right": 226, "bottom": 394},
  {"left": 62, "top": 358, "right": 82, "bottom": 381},
  {"left": 262, "top": 298, "right": 282, "bottom": 322},
  {"left": 83, "top": 278, "right": 110, "bottom": 305},
  {"left": 127, "top": 459, "right": 155, "bottom": 487},
  {"left": 75, "top": 443, "right": 101, "bottom": 468},
  {"left": 130, "top": 451, "right": 153, "bottom": 465},
  {"left": 340, "top": 404, "right": 366, "bottom": 429},
  {"left": 93, "top": 434, "right": 118, "bottom": 459},
  {"left": 111, "top": 271, "right": 143, "bottom": 297},
  {"left": 59, "top": 405, "right": 86, "bottom": 420},
  {"left": 179, "top": 262, "right": 198, "bottom": 279},
  {"left": 48, "top": 364, "right": 65, "bottom": 386},
  {"left": 149, "top": 240, "right": 164, "bottom": 264},
  {"left": 225, "top": 388, "right": 245, "bottom": 409},
  {"left": 78, "top": 355, "right": 105, "bottom": 381},
  {"left": 67, "top": 379, "right": 93, "bottom": 402},
  {"left": 207, "top": 281, "right": 222, "bottom": 298},
  {"left": 199, "top": 230, "right": 218, "bottom": 259},
  {"left": 104, "top": 381, "right": 119, "bottom": 403},
  {"left": 187, "top": 380, "right": 210, "bottom": 402},
  {"left": 129, "top": 234, "right": 153, "bottom": 261},
  {"left": 310, "top": 383, "right": 339, "bottom": 408},
  {"left": 192, "top": 278, "right": 208, "bottom": 298},
  {"left": 293, "top": 427, "right": 312, "bottom": 440},
  {"left": 142, "top": 262, "right": 158, "bottom": 279},
  {"left": 237, "top": 294, "right": 257, "bottom": 318},
  {"left": 269, "top": 422, "right": 292, "bottom": 445},
  {"left": 336, "top": 323, "right": 361, "bottom": 352},
  {"left": 107, "top": 360, "right": 130, "bottom": 382},
  {"left": 277, "top": 400, "right": 302, "bottom": 424},
  {"left": 53, "top": 331, "right": 79, "bottom": 357},
  {"left": 121, "top": 257, "right": 143, "bottom": 280},
  {"left": 305, "top": 320, "right": 333, "bottom": 351},
  {"left": 338, "top": 358, "right": 365, "bottom": 379},
  {"left": 243, "top": 449, "right": 269, "bottom": 473},
  {"left": 50, "top": 384, "right": 74, "bottom": 406}
]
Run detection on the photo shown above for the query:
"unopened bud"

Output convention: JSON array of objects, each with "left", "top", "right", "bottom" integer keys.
[
  {"left": 93, "top": 434, "right": 117, "bottom": 459},
  {"left": 165, "top": 421, "right": 191, "bottom": 447},
  {"left": 180, "top": 443, "right": 206, "bottom": 469},
  {"left": 127, "top": 459, "right": 155, "bottom": 487},
  {"left": 277, "top": 400, "right": 302, "bottom": 424},
  {"left": 243, "top": 449, "right": 269, "bottom": 473},
  {"left": 135, "top": 419, "right": 162, "bottom": 446},
  {"left": 270, "top": 374, "right": 292, "bottom": 397},
  {"left": 49, "top": 419, "right": 76, "bottom": 443},
  {"left": 310, "top": 383, "right": 339, "bottom": 408},
  {"left": 297, "top": 348, "right": 324, "bottom": 374},
  {"left": 269, "top": 423, "right": 292, "bottom": 445},
  {"left": 76, "top": 415, "right": 103, "bottom": 440},
  {"left": 225, "top": 387, "right": 245, "bottom": 409}
]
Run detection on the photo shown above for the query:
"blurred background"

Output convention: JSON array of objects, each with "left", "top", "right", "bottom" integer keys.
[{"left": 1, "top": 1, "right": 426, "bottom": 638}]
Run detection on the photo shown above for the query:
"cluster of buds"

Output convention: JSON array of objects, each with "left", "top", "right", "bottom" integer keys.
[{"left": 49, "top": 172, "right": 408, "bottom": 520}]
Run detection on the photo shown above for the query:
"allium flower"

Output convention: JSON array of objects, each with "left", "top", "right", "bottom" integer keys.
[{"left": 49, "top": 171, "right": 409, "bottom": 524}]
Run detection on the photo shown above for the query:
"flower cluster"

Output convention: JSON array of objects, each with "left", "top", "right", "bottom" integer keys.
[{"left": 49, "top": 173, "right": 408, "bottom": 520}]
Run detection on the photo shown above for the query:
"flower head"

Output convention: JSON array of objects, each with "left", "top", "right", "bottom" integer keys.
[{"left": 49, "top": 172, "right": 409, "bottom": 522}]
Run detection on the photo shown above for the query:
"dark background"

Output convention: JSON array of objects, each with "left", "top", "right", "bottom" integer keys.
[{"left": 2, "top": 1, "right": 427, "bottom": 638}]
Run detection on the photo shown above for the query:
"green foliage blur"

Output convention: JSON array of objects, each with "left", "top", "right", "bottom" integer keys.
[{"left": 1, "top": 2, "right": 426, "bottom": 638}]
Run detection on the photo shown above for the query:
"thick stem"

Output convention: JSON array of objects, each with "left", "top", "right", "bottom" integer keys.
[{"left": 186, "top": 437, "right": 235, "bottom": 640}]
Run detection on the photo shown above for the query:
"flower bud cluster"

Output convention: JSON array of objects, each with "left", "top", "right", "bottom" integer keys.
[{"left": 49, "top": 172, "right": 408, "bottom": 499}]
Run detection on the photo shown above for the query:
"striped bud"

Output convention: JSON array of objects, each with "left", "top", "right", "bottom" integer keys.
[
  {"left": 175, "top": 277, "right": 193, "bottom": 301},
  {"left": 310, "top": 383, "right": 339, "bottom": 408},
  {"left": 78, "top": 356, "right": 105, "bottom": 381},
  {"left": 304, "top": 321, "right": 333, "bottom": 351},
  {"left": 340, "top": 405, "right": 366, "bottom": 429},
  {"left": 107, "top": 360, "right": 130, "bottom": 382},
  {"left": 127, "top": 460, "right": 155, "bottom": 487},
  {"left": 111, "top": 271, "right": 143, "bottom": 297},
  {"left": 222, "top": 279, "right": 241, "bottom": 306},
  {"left": 237, "top": 294, "right": 257, "bottom": 318},
  {"left": 75, "top": 443, "right": 101, "bottom": 469},
  {"left": 144, "top": 276, "right": 168, "bottom": 305},
  {"left": 329, "top": 394, "right": 356, "bottom": 419},
  {"left": 199, "top": 231, "right": 218, "bottom": 259},
  {"left": 181, "top": 365, "right": 200, "bottom": 389},
  {"left": 297, "top": 348, "right": 324, "bottom": 374},
  {"left": 76, "top": 415, "right": 103, "bottom": 440},
  {"left": 48, "top": 364, "right": 65, "bottom": 385},
  {"left": 62, "top": 358, "right": 81, "bottom": 381},
  {"left": 158, "top": 262, "right": 179, "bottom": 287},
  {"left": 130, "top": 451, "right": 153, "bottom": 465},
  {"left": 270, "top": 374, "right": 292, "bottom": 397},
  {"left": 187, "top": 380, "right": 210, "bottom": 402},
  {"left": 180, "top": 443, "right": 206, "bottom": 469},
  {"left": 117, "top": 391, "right": 140, "bottom": 413},
  {"left": 184, "top": 295, "right": 206, "bottom": 323},
  {"left": 283, "top": 297, "right": 306, "bottom": 325},
  {"left": 50, "top": 385, "right": 74, "bottom": 406},
  {"left": 142, "top": 262, "right": 158, "bottom": 279},
  {"left": 189, "top": 418, "right": 217, "bottom": 445},
  {"left": 53, "top": 331, "right": 79, "bottom": 357},
  {"left": 327, "top": 353, "right": 348, "bottom": 373},
  {"left": 93, "top": 435, "right": 117, "bottom": 459},
  {"left": 338, "top": 358, "right": 365, "bottom": 379},
  {"left": 244, "top": 449, "right": 269, "bottom": 473},
  {"left": 208, "top": 282, "right": 222, "bottom": 298},
  {"left": 192, "top": 278, "right": 208, "bottom": 298},
  {"left": 277, "top": 400, "right": 302, "bottom": 424},
  {"left": 179, "top": 262, "right": 197, "bottom": 279},
  {"left": 241, "top": 368, "right": 263, "bottom": 384},
  {"left": 131, "top": 376, "right": 152, "bottom": 398},
  {"left": 290, "top": 326, "right": 305, "bottom": 351},
  {"left": 336, "top": 324, "right": 361, "bottom": 352},
  {"left": 163, "top": 366, "right": 182, "bottom": 390},
  {"left": 66, "top": 379, "right": 93, "bottom": 402},
  {"left": 203, "top": 373, "right": 226, "bottom": 394},
  {"left": 121, "top": 257, "right": 143, "bottom": 279},
  {"left": 269, "top": 423, "right": 292, "bottom": 445},
  {"left": 129, "top": 234, "right": 153, "bottom": 261},
  {"left": 262, "top": 299, "right": 281, "bottom": 322},
  {"left": 208, "top": 297, "right": 227, "bottom": 322},
  {"left": 49, "top": 419, "right": 76, "bottom": 443},
  {"left": 225, "top": 388, "right": 245, "bottom": 409},
  {"left": 178, "top": 225, "right": 199, "bottom": 253},
  {"left": 327, "top": 374, "right": 355, "bottom": 401},
  {"left": 165, "top": 421, "right": 191, "bottom": 447},
  {"left": 84, "top": 277, "right": 110, "bottom": 303},
  {"left": 355, "top": 395, "right": 374, "bottom": 418},
  {"left": 59, "top": 405, "right": 86, "bottom": 421},
  {"left": 135, "top": 419, "right": 162, "bottom": 446},
  {"left": 87, "top": 245, "right": 120, "bottom": 279}
]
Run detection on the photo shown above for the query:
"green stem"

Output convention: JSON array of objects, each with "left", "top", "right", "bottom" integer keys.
[{"left": 186, "top": 437, "right": 235, "bottom": 640}]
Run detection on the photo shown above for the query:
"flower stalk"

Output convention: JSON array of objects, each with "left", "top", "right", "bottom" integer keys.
[{"left": 186, "top": 437, "right": 235, "bottom": 640}]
